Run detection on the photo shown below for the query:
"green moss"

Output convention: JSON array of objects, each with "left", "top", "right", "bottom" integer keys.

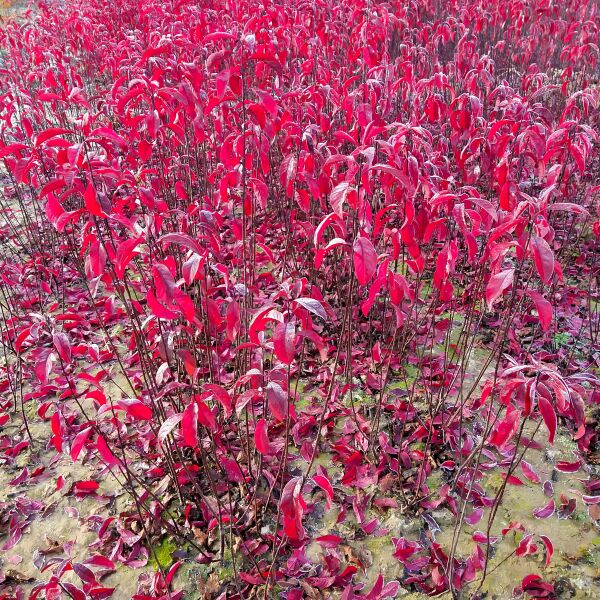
[
  {"left": 579, "top": 545, "right": 599, "bottom": 566},
  {"left": 24, "top": 400, "right": 38, "bottom": 420},
  {"left": 149, "top": 537, "right": 177, "bottom": 570},
  {"left": 485, "top": 471, "right": 505, "bottom": 493},
  {"left": 217, "top": 547, "right": 235, "bottom": 580},
  {"left": 388, "top": 364, "right": 420, "bottom": 391},
  {"left": 553, "top": 332, "right": 570, "bottom": 347}
]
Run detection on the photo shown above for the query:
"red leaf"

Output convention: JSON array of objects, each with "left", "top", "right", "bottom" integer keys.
[
  {"left": 486, "top": 268, "right": 514, "bottom": 311},
  {"left": 555, "top": 460, "right": 581, "bottom": 473},
  {"left": 280, "top": 477, "right": 305, "bottom": 541},
  {"left": 273, "top": 321, "right": 295, "bottom": 364},
  {"left": 51, "top": 411, "right": 63, "bottom": 453},
  {"left": 177, "top": 349, "right": 197, "bottom": 377},
  {"left": 160, "top": 233, "right": 204, "bottom": 258},
  {"left": 73, "top": 480, "right": 99, "bottom": 494},
  {"left": 181, "top": 402, "right": 198, "bottom": 447},
  {"left": 516, "top": 534, "right": 538, "bottom": 557},
  {"left": 173, "top": 288, "right": 196, "bottom": 323},
  {"left": 315, "top": 534, "right": 343, "bottom": 548},
  {"left": 73, "top": 562, "right": 96, "bottom": 585},
  {"left": 521, "top": 460, "right": 541, "bottom": 484},
  {"left": 489, "top": 408, "right": 519, "bottom": 449},
  {"left": 313, "top": 474, "right": 334, "bottom": 509},
  {"left": 539, "top": 535, "right": 553, "bottom": 567},
  {"left": 35, "top": 127, "right": 72, "bottom": 146},
  {"left": 537, "top": 395, "right": 556, "bottom": 444},
  {"left": 329, "top": 181, "right": 351, "bottom": 216},
  {"left": 266, "top": 382, "right": 288, "bottom": 422},
  {"left": 204, "top": 384, "right": 233, "bottom": 417},
  {"left": 84, "top": 184, "right": 105, "bottom": 217},
  {"left": 147, "top": 288, "right": 178, "bottom": 320},
  {"left": 115, "top": 237, "right": 143, "bottom": 279},
  {"left": 221, "top": 456, "right": 245, "bottom": 483},
  {"left": 293, "top": 297, "right": 327, "bottom": 320},
  {"left": 97, "top": 435, "right": 119, "bottom": 466},
  {"left": 71, "top": 426, "right": 92, "bottom": 461},
  {"left": 52, "top": 332, "right": 71, "bottom": 363},
  {"left": 526, "top": 290, "right": 552, "bottom": 331},
  {"left": 353, "top": 236, "right": 377, "bottom": 286},
  {"left": 60, "top": 583, "right": 85, "bottom": 600},
  {"left": 216, "top": 69, "right": 230, "bottom": 100},
  {"left": 226, "top": 300, "right": 240, "bottom": 342},
  {"left": 531, "top": 235, "right": 554, "bottom": 283},
  {"left": 118, "top": 399, "right": 152, "bottom": 421},
  {"left": 521, "top": 574, "right": 554, "bottom": 598},
  {"left": 254, "top": 418, "right": 271, "bottom": 455},
  {"left": 196, "top": 399, "right": 217, "bottom": 431},
  {"left": 45, "top": 194, "right": 64, "bottom": 226},
  {"left": 1, "top": 523, "right": 22, "bottom": 551},
  {"left": 533, "top": 499, "right": 555, "bottom": 519},
  {"left": 504, "top": 474, "right": 524, "bottom": 486}
]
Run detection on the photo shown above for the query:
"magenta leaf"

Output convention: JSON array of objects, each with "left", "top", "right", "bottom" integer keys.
[{"left": 353, "top": 236, "right": 378, "bottom": 286}]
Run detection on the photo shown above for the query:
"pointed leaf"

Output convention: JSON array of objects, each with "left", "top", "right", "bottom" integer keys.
[
  {"left": 254, "top": 418, "right": 272, "bottom": 455},
  {"left": 273, "top": 321, "right": 295, "bottom": 364},
  {"left": 486, "top": 268, "right": 514, "bottom": 311},
  {"left": 353, "top": 236, "right": 377, "bottom": 286},
  {"left": 531, "top": 235, "right": 554, "bottom": 283},
  {"left": 537, "top": 395, "right": 556, "bottom": 444}
]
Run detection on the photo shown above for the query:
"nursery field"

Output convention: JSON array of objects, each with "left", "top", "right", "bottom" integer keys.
[{"left": 0, "top": 0, "right": 599, "bottom": 598}]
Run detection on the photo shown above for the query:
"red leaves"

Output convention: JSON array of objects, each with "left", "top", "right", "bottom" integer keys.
[
  {"left": 520, "top": 574, "right": 554, "bottom": 598},
  {"left": 115, "top": 237, "right": 143, "bottom": 279},
  {"left": 292, "top": 297, "right": 327, "bottom": 320},
  {"left": 181, "top": 401, "right": 198, "bottom": 447},
  {"left": 516, "top": 534, "right": 538, "bottom": 557},
  {"left": 526, "top": 290, "right": 552, "bottom": 331},
  {"left": 117, "top": 399, "right": 152, "bottom": 421},
  {"left": 520, "top": 460, "right": 541, "bottom": 484},
  {"left": 70, "top": 427, "right": 92, "bottom": 461},
  {"left": 537, "top": 395, "right": 556, "bottom": 444},
  {"left": 160, "top": 233, "right": 204, "bottom": 258},
  {"left": 2, "top": 2, "right": 599, "bottom": 597},
  {"left": 182, "top": 397, "right": 217, "bottom": 447},
  {"left": 489, "top": 408, "right": 519, "bottom": 449},
  {"left": 533, "top": 499, "right": 555, "bottom": 519},
  {"left": 539, "top": 535, "right": 553, "bottom": 567},
  {"left": 531, "top": 235, "right": 554, "bottom": 284},
  {"left": 254, "top": 418, "right": 272, "bottom": 455},
  {"left": 353, "top": 236, "right": 377, "bottom": 286},
  {"left": 280, "top": 477, "right": 305, "bottom": 541},
  {"left": 329, "top": 181, "right": 351, "bottom": 216},
  {"left": 52, "top": 332, "right": 71, "bottom": 363},
  {"left": 315, "top": 534, "right": 342, "bottom": 548},
  {"left": 72, "top": 480, "right": 99, "bottom": 496},
  {"left": 313, "top": 474, "right": 334, "bottom": 509},
  {"left": 486, "top": 268, "right": 514, "bottom": 311},
  {"left": 51, "top": 411, "right": 63, "bottom": 453},
  {"left": 273, "top": 322, "right": 295, "bottom": 364},
  {"left": 84, "top": 184, "right": 107, "bottom": 218},
  {"left": 266, "top": 382, "right": 288, "bottom": 422},
  {"left": 147, "top": 288, "right": 178, "bottom": 320},
  {"left": 148, "top": 264, "right": 195, "bottom": 323},
  {"left": 45, "top": 193, "right": 65, "bottom": 228},
  {"left": 555, "top": 459, "right": 582, "bottom": 473},
  {"left": 196, "top": 399, "right": 217, "bottom": 431}
]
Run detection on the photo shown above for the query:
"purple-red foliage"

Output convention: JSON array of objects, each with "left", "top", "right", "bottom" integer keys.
[{"left": 0, "top": 0, "right": 599, "bottom": 598}]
